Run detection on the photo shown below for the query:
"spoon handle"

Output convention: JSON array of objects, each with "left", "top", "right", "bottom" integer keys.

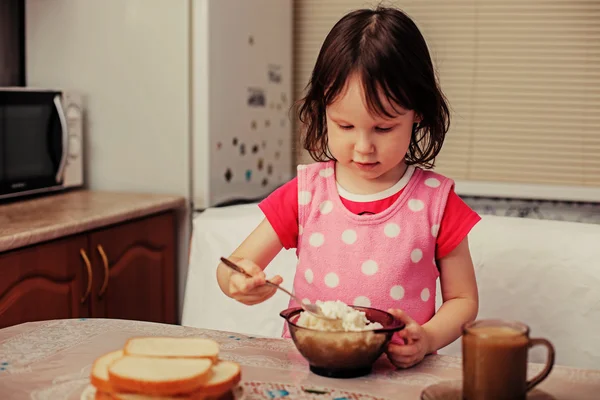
[{"left": 220, "top": 257, "right": 253, "bottom": 278}]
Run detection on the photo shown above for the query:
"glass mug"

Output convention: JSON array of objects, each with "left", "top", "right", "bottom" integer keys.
[{"left": 462, "top": 320, "right": 555, "bottom": 400}]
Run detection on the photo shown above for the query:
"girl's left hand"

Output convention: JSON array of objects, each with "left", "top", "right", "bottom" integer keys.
[{"left": 385, "top": 309, "right": 432, "bottom": 369}]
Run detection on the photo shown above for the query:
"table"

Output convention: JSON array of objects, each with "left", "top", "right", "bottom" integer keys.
[{"left": 0, "top": 319, "right": 598, "bottom": 399}]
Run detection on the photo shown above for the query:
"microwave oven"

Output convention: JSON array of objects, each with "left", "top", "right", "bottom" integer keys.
[{"left": 0, "top": 87, "right": 84, "bottom": 200}]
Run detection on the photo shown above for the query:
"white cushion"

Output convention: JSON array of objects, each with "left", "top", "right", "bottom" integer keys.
[
  {"left": 182, "top": 205, "right": 600, "bottom": 369},
  {"left": 438, "top": 215, "right": 600, "bottom": 370},
  {"left": 182, "top": 204, "right": 296, "bottom": 338}
]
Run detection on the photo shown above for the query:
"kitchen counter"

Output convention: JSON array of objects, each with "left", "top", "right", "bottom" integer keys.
[{"left": 0, "top": 190, "right": 186, "bottom": 252}]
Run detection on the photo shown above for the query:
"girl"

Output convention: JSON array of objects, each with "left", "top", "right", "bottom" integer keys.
[{"left": 217, "top": 6, "right": 479, "bottom": 369}]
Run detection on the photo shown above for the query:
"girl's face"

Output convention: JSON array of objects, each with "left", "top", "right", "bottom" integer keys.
[{"left": 326, "top": 74, "right": 420, "bottom": 192}]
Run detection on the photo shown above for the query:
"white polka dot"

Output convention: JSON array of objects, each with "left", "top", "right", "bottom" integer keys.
[
  {"left": 431, "top": 224, "right": 439, "bottom": 237},
  {"left": 319, "top": 200, "right": 334, "bottom": 214},
  {"left": 299, "top": 191, "right": 312, "bottom": 205},
  {"left": 425, "top": 178, "right": 441, "bottom": 188},
  {"left": 319, "top": 167, "right": 334, "bottom": 178},
  {"left": 384, "top": 223, "right": 401, "bottom": 238},
  {"left": 324, "top": 272, "right": 339, "bottom": 288},
  {"left": 305, "top": 269, "right": 314, "bottom": 284},
  {"left": 341, "top": 229, "right": 357, "bottom": 244},
  {"left": 411, "top": 249, "right": 423, "bottom": 263},
  {"left": 361, "top": 260, "right": 379, "bottom": 276},
  {"left": 421, "top": 288, "right": 431, "bottom": 302},
  {"left": 302, "top": 298, "right": 311, "bottom": 304},
  {"left": 299, "top": 225, "right": 304, "bottom": 235},
  {"left": 297, "top": 165, "right": 308, "bottom": 170},
  {"left": 309, "top": 232, "right": 325, "bottom": 247},
  {"left": 353, "top": 296, "right": 371, "bottom": 307},
  {"left": 408, "top": 199, "right": 425, "bottom": 212},
  {"left": 390, "top": 285, "right": 405, "bottom": 300}
]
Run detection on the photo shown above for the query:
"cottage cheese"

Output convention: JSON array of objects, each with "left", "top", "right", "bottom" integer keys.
[{"left": 296, "top": 300, "right": 383, "bottom": 332}]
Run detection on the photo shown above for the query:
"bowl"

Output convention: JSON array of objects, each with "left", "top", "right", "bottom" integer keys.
[{"left": 280, "top": 306, "right": 405, "bottom": 378}]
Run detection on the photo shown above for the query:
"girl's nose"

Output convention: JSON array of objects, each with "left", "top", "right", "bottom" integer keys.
[{"left": 354, "top": 131, "right": 375, "bottom": 154}]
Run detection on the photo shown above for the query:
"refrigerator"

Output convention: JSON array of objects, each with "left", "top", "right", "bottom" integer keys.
[{"left": 25, "top": 0, "right": 293, "bottom": 316}]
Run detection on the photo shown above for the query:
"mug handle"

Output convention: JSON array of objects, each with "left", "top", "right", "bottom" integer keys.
[{"left": 527, "top": 338, "right": 555, "bottom": 391}]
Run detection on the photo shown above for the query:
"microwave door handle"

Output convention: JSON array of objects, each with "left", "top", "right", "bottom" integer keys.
[{"left": 53, "top": 95, "right": 69, "bottom": 183}]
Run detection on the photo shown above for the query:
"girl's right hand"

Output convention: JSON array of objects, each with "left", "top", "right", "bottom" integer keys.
[{"left": 227, "top": 258, "right": 284, "bottom": 305}]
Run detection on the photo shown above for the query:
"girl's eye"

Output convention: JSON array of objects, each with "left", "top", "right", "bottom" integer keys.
[{"left": 336, "top": 124, "right": 393, "bottom": 132}]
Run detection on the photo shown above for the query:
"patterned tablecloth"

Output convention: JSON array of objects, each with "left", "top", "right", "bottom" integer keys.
[{"left": 0, "top": 319, "right": 598, "bottom": 400}]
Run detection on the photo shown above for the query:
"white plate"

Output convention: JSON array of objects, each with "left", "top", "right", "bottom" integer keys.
[{"left": 80, "top": 384, "right": 245, "bottom": 400}]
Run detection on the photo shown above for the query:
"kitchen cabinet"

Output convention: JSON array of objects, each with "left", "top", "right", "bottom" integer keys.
[{"left": 0, "top": 192, "right": 182, "bottom": 330}]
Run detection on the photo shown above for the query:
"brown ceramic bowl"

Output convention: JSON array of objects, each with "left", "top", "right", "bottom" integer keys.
[{"left": 280, "top": 306, "right": 405, "bottom": 378}]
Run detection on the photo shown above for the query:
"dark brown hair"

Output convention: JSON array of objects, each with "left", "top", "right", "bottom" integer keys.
[{"left": 297, "top": 6, "right": 450, "bottom": 169}]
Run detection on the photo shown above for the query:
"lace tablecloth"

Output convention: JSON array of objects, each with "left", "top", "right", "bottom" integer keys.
[{"left": 0, "top": 319, "right": 598, "bottom": 400}]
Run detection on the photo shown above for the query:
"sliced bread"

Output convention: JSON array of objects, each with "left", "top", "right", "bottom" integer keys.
[
  {"left": 124, "top": 337, "right": 219, "bottom": 361},
  {"left": 93, "top": 360, "right": 240, "bottom": 400},
  {"left": 96, "top": 389, "right": 234, "bottom": 400},
  {"left": 201, "top": 361, "right": 241, "bottom": 397},
  {"left": 94, "top": 390, "right": 115, "bottom": 400},
  {"left": 107, "top": 356, "right": 213, "bottom": 396},
  {"left": 91, "top": 350, "right": 124, "bottom": 392}
]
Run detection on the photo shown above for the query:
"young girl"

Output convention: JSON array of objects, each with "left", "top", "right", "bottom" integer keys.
[{"left": 217, "top": 6, "right": 479, "bottom": 369}]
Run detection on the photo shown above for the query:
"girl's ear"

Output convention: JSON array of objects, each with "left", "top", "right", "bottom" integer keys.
[{"left": 412, "top": 113, "right": 423, "bottom": 133}]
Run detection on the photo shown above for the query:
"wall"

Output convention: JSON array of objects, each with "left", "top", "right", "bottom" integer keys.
[{"left": 25, "top": 0, "right": 193, "bottom": 321}]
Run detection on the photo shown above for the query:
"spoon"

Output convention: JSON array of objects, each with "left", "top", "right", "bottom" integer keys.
[{"left": 220, "top": 257, "right": 337, "bottom": 321}]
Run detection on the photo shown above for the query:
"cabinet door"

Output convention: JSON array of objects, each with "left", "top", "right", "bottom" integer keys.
[
  {"left": 89, "top": 212, "right": 176, "bottom": 324},
  {"left": 0, "top": 235, "right": 91, "bottom": 328}
]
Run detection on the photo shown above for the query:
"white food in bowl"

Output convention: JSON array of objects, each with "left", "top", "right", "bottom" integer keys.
[{"left": 296, "top": 300, "right": 383, "bottom": 332}]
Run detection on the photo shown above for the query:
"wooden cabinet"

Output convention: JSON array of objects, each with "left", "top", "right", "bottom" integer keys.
[
  {"left": 89, "top": 213, "right": 176, "bottom": 324},
  {"left": 0, "top": 212, "right": 177, "bottom": 329},
  {"left": 0, "top": 235, "right": 89, "bottom": 327}
]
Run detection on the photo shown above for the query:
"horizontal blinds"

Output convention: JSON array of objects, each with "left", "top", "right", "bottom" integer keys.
[{"left": 293, "top": 0, "right": 600, "bottom": 194}]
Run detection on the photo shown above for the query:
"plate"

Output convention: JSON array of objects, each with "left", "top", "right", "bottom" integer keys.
[
  {"left": 421, "top": 380, "right": 556, "bottom": 400},
  {"left": 80, "top": 383, "right": 245, "bottom": 400}
]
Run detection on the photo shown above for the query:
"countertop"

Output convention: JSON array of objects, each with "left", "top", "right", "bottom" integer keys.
[{"left": 0, "top": 190, "right": 186, "bottom": 252}]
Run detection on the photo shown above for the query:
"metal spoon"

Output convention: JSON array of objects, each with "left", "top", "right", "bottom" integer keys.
[{"left": 220, "top": 257, "right": 337, "bottom": 321}]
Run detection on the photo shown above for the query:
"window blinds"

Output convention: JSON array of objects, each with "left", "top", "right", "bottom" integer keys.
[{"left": 293, "top": 0, "right": 600, "bottom": 201}]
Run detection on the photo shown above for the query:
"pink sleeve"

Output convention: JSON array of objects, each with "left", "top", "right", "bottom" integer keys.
[
  {"left": 258, "top": 177, "right": 299, "bottom": 249},
  {"left": 435, "top": 189, "right": 481, "bottom": 259}
]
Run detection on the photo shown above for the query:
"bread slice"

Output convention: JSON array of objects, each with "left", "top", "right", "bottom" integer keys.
[
  {"left": 201, "top": 361, "right": 241, "bottom": 397},
  {"left": 95, "top": 389, "right": 235, "bottom": 400},
  {"left": 91, "top": 350, "right": 124, "bottom": 392},
  {"left": 107, "top": 356, "right": 213, "bottom": 396},
  {"left": 94, "top": 390, "right": 115, "bottom": 400},
  {"left": 124, "top": 337, "right": 219, "bottom": 361},
  {"left": 93, "top": 360, "right": 240, "bottom": 400}
]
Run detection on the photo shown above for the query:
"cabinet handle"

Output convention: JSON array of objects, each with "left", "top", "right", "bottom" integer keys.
[
  {"left": 97, "top": 244, "right": 109, "bottom": 298},
  {"left": 79, "top": 249, "right": 93, "bottom": 304}
]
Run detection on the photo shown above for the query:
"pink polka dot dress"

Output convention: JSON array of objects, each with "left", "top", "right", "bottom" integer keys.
[{"left": 283, "top": 161, "right": 454, "bottom": 337}]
